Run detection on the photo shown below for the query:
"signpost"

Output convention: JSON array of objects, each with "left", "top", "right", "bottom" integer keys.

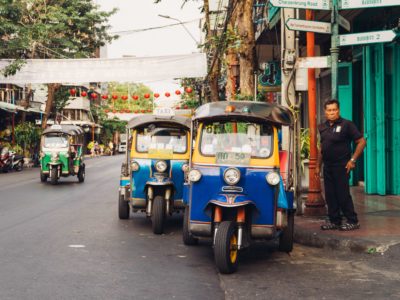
[
  {"left": 270, "top": 0, "right": 331, "bottom": 10},
  {"left": 286, "top": 18, "right": 331, "bottom": 34},
  {"left": 338, "top": 14, "right": 351, "bottom": 31},
  {"left": 296, "top": 56, "right": 332, "bottom": 69},
  {"left": 339, "top": 0, "right": 400, "bottom": 9},
  {"left": 339, "top": 30, "right": 397, "bottom": 46}
]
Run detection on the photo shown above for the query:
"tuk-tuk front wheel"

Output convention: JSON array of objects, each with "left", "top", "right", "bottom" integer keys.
[
  {"left": 40, "top": 171, "right": 48, "bottom": 182},
  {"left": 50, "top": 167, "right": 58, "bottom": 185},
  {"left": 278, "top": 211, "right": 294, "bottom": 252},
  {"left": 118, "top": 193, "right": 129, "bottom": 220},
  {"left": 182, "top": 206, "right": 198, "bottom": 245},
  {"left": 214, "top": 221, "right": 239, "bottom": 274},
  {"left": 151, "top": 196, "right": 166, "bottom": 235}
]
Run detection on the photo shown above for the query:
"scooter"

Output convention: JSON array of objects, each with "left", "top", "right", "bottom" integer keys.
[
  {"left": 0, "top": 147, "right": 23, "bottom": 172},
  {"left": 9, "top": 150, "right": 24, "bottom": 171}
]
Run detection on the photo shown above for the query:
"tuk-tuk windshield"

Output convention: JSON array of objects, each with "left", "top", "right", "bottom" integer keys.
[
  {"left": 200, "top": 121, "right": 273, "bottom": 159},
  {"left": 136, "top": 127, "right": 187, "bottom": 154},
  {"left": 43, "top": 135, "right": 69, "bottom": 149}
]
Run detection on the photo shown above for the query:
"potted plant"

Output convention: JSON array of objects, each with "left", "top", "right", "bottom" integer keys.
[{"left": 15, "top": 122, "right": 41, "bottom": 164}]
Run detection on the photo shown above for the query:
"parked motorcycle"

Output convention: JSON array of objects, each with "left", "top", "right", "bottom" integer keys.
[{"left": 0, "top": 147, "right": 24, "bottom": 172}]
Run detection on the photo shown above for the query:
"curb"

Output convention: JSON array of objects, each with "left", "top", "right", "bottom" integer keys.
[{"left": 294, "top": 225, "right": 381, "bottom": 254}]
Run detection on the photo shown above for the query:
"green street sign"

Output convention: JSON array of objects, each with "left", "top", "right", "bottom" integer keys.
[
  {"left": 286, "top": 18, "right": 331, "bottom": 34},
  {"left": 339, "top": 0, "right": 400, "bottom": 9},
  {"left": 339, "top": 30, "right": 397, "bottom": 46},
  {"left": 270, "top": 0, "right": 331, "bottom": 10}
]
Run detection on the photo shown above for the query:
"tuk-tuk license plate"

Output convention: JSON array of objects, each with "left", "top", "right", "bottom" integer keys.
[{"left": 216, "top": 152, "right": 251, "bottom": 165}]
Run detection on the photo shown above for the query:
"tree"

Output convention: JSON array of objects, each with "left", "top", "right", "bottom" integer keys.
[{"left": 0, "top": 0, "right": 118, "bottom": 127}]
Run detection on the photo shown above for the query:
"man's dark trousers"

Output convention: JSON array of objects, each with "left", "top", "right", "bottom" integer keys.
[{"left": 323, "top": 164, "right": 358, "bottom": 225}]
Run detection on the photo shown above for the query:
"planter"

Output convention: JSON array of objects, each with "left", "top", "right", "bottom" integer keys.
[{"left": 300, "top": 159, "right": 309, "bottom": 192}]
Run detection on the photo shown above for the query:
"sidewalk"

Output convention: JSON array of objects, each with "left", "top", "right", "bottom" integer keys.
[{"left": 294, "top": 186, "right": 400, "bottom": 254}]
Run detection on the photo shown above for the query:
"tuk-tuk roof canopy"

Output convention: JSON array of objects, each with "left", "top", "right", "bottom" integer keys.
[
  {"left": 42, "top": 124, "right": 84, "bottom": 136},
  {"left": 127, "top": 114, "right": 191, "bottom": 130},
  {"left": 193, "top": 101, "right": 293, "bottom": 126}
]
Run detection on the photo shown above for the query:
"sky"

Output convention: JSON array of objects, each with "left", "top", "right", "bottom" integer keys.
[{"left": 96, "top": 0, "right": 204, "bottom": 106}]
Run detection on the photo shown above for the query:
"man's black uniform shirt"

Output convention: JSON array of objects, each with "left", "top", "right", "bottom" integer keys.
[{"left": 318, "top": 117, "right": 362, "bottom": 166}]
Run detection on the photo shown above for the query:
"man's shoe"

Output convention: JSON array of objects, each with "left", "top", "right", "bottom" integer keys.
[
  {"left": 320, "top": 222, "right": 339, "bottom": 230},
  {"left": 339, "top": 223, "right": 360, "bottom": 231}
]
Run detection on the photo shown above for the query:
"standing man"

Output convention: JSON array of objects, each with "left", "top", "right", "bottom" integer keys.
[{"left": 316, "top": 99, "right": 366, "bottom": 231}]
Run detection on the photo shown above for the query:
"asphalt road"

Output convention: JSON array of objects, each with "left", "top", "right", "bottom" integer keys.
[{"left": 0, "top": 155, "right": 399, "bottom": 300}]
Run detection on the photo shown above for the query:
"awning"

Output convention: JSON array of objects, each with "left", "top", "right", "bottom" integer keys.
[
  {"left": 0, "top": 102, "right": 17, "bottom": 113},
  {"left": 0, "top": 53, "right": 207, "bottom": 84}
]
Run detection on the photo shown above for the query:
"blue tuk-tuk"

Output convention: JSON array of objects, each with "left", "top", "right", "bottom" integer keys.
[
  {"left": 183, "top": 101, "right": 295, "bottom": 273},
  {"left": 118, "top": 114, "right": 191, "bottom": 234}
]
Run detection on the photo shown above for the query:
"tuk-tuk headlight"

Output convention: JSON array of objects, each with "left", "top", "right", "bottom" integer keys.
[
  {"left": 131, "top": 161, "right": 139, "bottom": 172},
  {"left": 51, "top": 152, "right": 59, "bottom": 162},
  {"left": 223, "top": 168, "right": 240, "bottom": 185},
  {"left": 266, "top": 172, "right": 280, "bottom": 186},
  {"left": 181, "top": 163, "right": 189, "bottom": 172},
  {"left": 188, "top": 169, "right": 202, "bottom": 182},
  {"left": 155, "top": 160, "right": 167, "bottom": 172}
]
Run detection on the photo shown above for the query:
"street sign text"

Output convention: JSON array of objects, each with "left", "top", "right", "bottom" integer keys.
[
  {"left": 270, "top": 0, "right": 331, "bottom": 10},
  {"left": 339, "top": 30, "right": 397, "bottom": 46}
]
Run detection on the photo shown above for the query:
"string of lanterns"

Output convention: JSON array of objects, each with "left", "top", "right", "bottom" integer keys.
[
  {"left": 69, "top": 87, "right": 194, "bottom": 114},
  {"left": 69, "top": 87, "right": 193, "bottom": 101}
]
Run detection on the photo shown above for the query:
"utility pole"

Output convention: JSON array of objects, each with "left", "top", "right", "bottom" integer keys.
[
  {"left": 303, "top": 10, "right": 326, "bottom": 216},
  {"left": 280, "top": 8, "right": 296, "bottom": 151},
  {"left": 330, "top": 0, "right": 339, "bottom": 100}
]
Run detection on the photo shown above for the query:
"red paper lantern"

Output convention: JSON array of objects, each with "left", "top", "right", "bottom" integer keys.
[
  {"left": 81, "top": 91, "right": 87, "bottom": 97},
  {"left": 175, "top": 90, "right": 181, "bottom": 95},
  {"left": 185, "top": 87, "right": 193, "bottom": 93},
  {"left": 102, "top": 94, "right": 108, "bottom": 100},
  {"left": 141, "top": 109, "right": 146, "bottom": 113},
  {"left": 70, "top": 88, "right": 76, "bottom": 96},
  {"left": 120, "top": 109, "right": 124, "bottom": 113},
  {"left": 112, "top": 94, "right": 118, "bottom": 100},
  {"left": 165, "top": 92, "right": 170, "bottom": 97},
  {"left": 126, "top": 109, "right": 131, "bottom": 113},
  {"left": 90, "top": 93, "right": 98, "bottom": 99},
  {"left": 184, "top": 104, "right": 188, "bottom": 109},
  {"left": 144, "top": 93, "right": 150, "bottom": 99},
  {"left": 112, "top": 109, "right": 117, "bottom": 113},
  {"left": 121, "top": 95, "right": 128, "bottom": 101},
  {"left": 132, "top": 95, "right": 139, "bottom": 100},
  {"left": 147, "top": 109, "right": 152, "bottom": 112},
  {"left": 104, "top": 109, "right": 109, "bottom": 113},
  {"left": 175, "top": 106, "right": 180, "bottom": 110},
  {"left": 154, "top": 93, "right": 160, "bottom": 98},
  {"left": 135, "top": 110, "right": 139, "bottom": 113}
]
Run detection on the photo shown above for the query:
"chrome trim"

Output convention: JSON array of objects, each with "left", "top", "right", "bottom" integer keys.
[{"left": 221, "top": 186, "right": 243, "bottom": 193}]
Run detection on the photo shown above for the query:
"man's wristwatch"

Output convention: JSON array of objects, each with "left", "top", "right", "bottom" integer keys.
[{"left": 350, "top": 158, "right": 356, "bottom": 163}]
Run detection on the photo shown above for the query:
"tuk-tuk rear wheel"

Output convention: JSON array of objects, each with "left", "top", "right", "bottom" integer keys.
[
  {"left": 151, "top": 196, "right": 166, "bottom": 234},
  {"left": 50, "top": 167, "right": 58, "bottom": 185},
  {"left": 118, "top": 193, "right": 130, "bottom": 220},
  {"left": 182, "top": 206, "right": 198, "bottom": 245},
  {"left": 278, "top": 211, "right": 294, "bottom": 252},
  {"left": 40, "top": 171, "right": 48, "bottom": 182},
  {"left": 214, "top": 221, "right": 238, "bottom": 274},
  {"left": 78, "top": 164, "right": 85, "bottom": 183}
]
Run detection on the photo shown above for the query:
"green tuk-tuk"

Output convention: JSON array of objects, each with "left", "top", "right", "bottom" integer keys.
[{"left": 40, "top": 124, "right": 85, "bottom": 185}]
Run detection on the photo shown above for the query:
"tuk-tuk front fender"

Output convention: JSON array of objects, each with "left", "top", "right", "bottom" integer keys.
[
  {"left": 145, "top": 177, "right": 174, "bottom": 187},
  {"left": 208, "top": 194, "right": 256, "bottom": 208}
]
